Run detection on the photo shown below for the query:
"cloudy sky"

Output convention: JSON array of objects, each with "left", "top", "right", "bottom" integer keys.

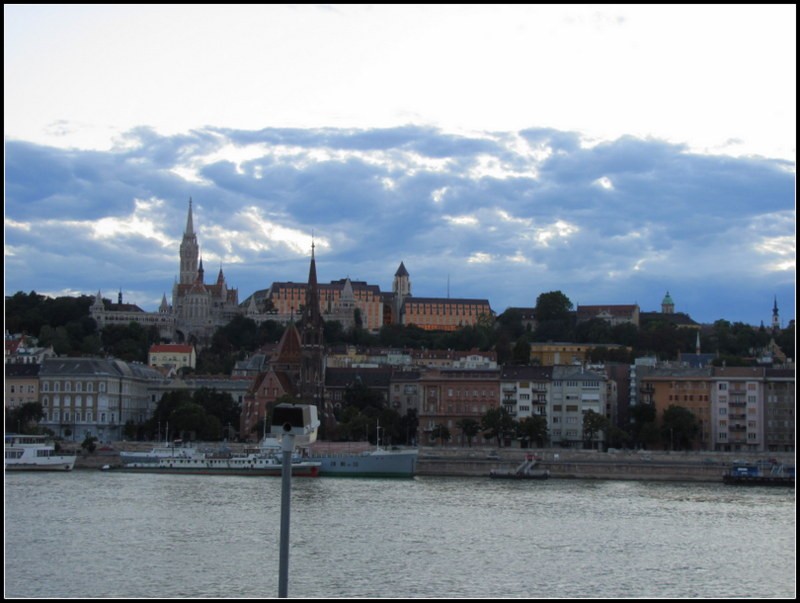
[{"left": 4, "top": 5, "right": 796, "bottom": 327}]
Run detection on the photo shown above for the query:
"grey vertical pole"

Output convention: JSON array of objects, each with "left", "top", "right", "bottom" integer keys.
[{"left": 278, "top": 434, "right": 294, "bottom": 598}]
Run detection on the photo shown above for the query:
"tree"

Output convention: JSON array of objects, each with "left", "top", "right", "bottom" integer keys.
[
  {"left": 398, "top": 409, "right": 419, "bottom": 446},
  {"left": 775, "top": 322, "right": 794, "bottom": 361},
  {"left": 575, "top": 318, "right": 612, "bottom": 344},
  {"left": 456, "top": 418, "right": 481, "bottom": 447},
  {"left": 193, "top": 388, "right": 241, "bottom": 431},
  {"left": 495, "top": 308, "right": 527, "bottom": 340},
  {"left": 81, "top": 434, "right": 98, "bottom": 454},
  {"left": 628, "top": 403, "right": 657, "bottom": 449},
  {"left": 169, "top": 402, "right": 209, "bottom": 441},
  {"left": 534, "top": 291, "right": 573, "bottom": 322},
  {"left": 661, "top": 405, "right": 700, "bottom": 450},
  {"left": 517, "top": 415, "right": 548, "bottom": 448},
  {"left": 511, "top": 337, "right": 531, "bottom": 365},
  {"left": 123, "top": 420, "right": 138, "bottom": 440},
  {"left": 431, "top": 423, "right": 450, "bottom": 446},
  {"left": 532, "top": 291, "right": 575, "bottom": 342},
  {"left": 481, "top": 407, "right": 514, "bottom": 447},
  {"left": 146, "top": 390, "right": 193, "bottom": 440},
  {"left": 605, "top": 424, "right": 631, "bottom": 449},
  {"left": 6, "top": 402, "right": 44, "bottom": 434},
  {"left": 582, "top": 410, "right": 609, "bottom": 450}
]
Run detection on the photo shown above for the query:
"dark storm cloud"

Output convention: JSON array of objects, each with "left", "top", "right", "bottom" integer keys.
[{"left": 4, "top": 126, "right": 795, "bottom": 325}]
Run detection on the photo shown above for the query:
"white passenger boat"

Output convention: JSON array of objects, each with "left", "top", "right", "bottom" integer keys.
[
  {"left": 118, "top": 439, "right": 201, "bottom": 464},
  {"left": 5, "top": 434, "right": 77, "bottom": 472},
  {"left": 113, "top": 451, "right": 320, "bottom": 477}
]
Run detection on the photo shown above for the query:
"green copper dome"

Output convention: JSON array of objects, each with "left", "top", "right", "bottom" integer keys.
[{"left": 662, "top": 291, "right": 674, "bottom": 305}]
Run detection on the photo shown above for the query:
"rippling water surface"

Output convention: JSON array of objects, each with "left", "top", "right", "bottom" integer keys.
[{"left": 4, "top": 472, "right": 795, "bottom": 598}]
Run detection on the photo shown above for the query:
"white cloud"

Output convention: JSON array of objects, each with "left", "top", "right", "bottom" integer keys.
[
  {"left": 594, "top": 176, "right": 614, "bottom": 190},
  {"left": 85, "top": 198, "right": 175, "bottom": 247},
  {"left": 531, "top": 220, "right": 580, "bottom": 247},
  {"left": 467, "top": 252, "right": 494, "bottom": 264},
  {"left": 236, "top": 207, "right": 319, "bottom": 256},
  {"left": 431, "top": 186, "right": 449, "bottom": 203},
  {"left": 444, "top": 215, "right": 480, "bottom": 227}
]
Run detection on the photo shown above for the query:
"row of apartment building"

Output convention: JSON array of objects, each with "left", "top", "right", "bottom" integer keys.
[
  {"left": 6, "top": 350, "right": 794, "bottom": 452},
  {"left": 5, "top": 357, "right": 251, "bottom": 443}
]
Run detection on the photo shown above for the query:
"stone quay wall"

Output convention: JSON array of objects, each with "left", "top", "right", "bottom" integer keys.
[
  {"left": 415, "top": 448, "right": 795, "bottom": 482},
  {"left": 71, "top": 442, "right": 794, "bottom": 482}
]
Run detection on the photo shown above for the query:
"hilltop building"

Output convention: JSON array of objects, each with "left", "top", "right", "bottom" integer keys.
[
  {"left": 91, "top": 200, "right": 241, "bottom": 345},
  {"left": 91, "top": 199, "right": 494, "bottom": 344},
  {"left": 576, "top": 304, "right": 640, "bottom": 327},
  {"left": 148, "top": 344, "right": 197, "bottom": 372}
]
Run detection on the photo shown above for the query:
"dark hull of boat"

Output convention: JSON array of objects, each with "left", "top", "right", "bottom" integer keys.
[
  {"left": 489, "top": 471, "right": 550, "bottom": 480},
  {"left": 723, "top": 475, "right": 794, "bottom": 486},
  {"left": 6, "top": 463, "right": 75, "bottom": 472},
  {"left": 107, "top": 465, "right": 320, "bottom": 477}
]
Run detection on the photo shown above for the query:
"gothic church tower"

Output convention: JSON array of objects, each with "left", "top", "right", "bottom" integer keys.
[
  {"left": 772, "top": 296, "right": 780, "bottom": 331},
  {"left": 300, "top": 242, "right": 327, "bottom": 432},
  {"left": 393, "top": 261, "right": 411, "bottom": 323},
  {"left": 179, "top": 199, "right": 199, "bottom": 285}
]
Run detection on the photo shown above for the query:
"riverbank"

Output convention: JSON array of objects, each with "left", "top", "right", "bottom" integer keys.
[
  {"left": 71, "top": 442, "right": 795, "bottom": 482},
  {"left": 416, "top": 447, "right": 796, "bottom": 482}
]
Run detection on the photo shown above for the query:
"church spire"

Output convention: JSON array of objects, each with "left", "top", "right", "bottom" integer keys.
[
  {"left": 185, "top": 197, "right": 194, "bottom": 236},
  {"left": 300, "top": 238, "right": 326, "bottom": 434},
  {"left": 179, "top": 198, "right": 199, "bottom": 285},
  {"left": 772, "top": 295, "right": 780, "bottom": 331},
  {"left": 303, "top": 239, "right": 321, "bottom": 328}
]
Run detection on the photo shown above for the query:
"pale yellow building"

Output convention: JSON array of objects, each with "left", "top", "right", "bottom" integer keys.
[
  {"left": 401, "top": 297, "right": 492, "bottom": 332},
  {"left": 529, "top": 343, "right": 629, "bottom": 366},
  {"left": 148, "top": 344, "right": 196, "bottom": 371}
]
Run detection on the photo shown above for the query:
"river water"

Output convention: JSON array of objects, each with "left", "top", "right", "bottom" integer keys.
[{"left": 4, "top": 471, "right": 795, "bottom": 598}]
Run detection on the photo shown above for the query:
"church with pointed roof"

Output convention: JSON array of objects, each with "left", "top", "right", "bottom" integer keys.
[
  {"left": 91, "top": 199, "right": 494, "bottom": 350},
  {"left": 170, "top": 199, "right": 240, "bottom": 343},
  {"left": 91, "top": 199, "right": 241, "bottom": 345}
]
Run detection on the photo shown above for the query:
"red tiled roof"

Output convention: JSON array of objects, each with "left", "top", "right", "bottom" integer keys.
[{"left": 149, "top": 344, "right": 194, "bottom": 353}]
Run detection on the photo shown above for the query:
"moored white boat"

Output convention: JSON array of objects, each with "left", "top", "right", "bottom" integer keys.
[
  {"left": 118, "top": 439, "right": 201, "bottom": 464},
  {"left": 112, "top": 451, "right": 320, "bottom": 477},
  {"left": 5, "top": 434, "right": 77, "bottom": 472}
]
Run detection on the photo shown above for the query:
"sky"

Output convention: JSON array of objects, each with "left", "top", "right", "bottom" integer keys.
[{"left": 4, "top": 4, "right": 796, "bottom": 328}]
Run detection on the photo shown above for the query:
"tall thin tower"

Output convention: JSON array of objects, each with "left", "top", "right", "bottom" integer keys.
[
  {"left": 300, "top": 241, "right": 327, "bottom": 432},
  {"left": 772, "top": 296, "right": 780, "bottom": 331},
  {"left": 179, "top": 198, "right": 199, "bottom": 285}
]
